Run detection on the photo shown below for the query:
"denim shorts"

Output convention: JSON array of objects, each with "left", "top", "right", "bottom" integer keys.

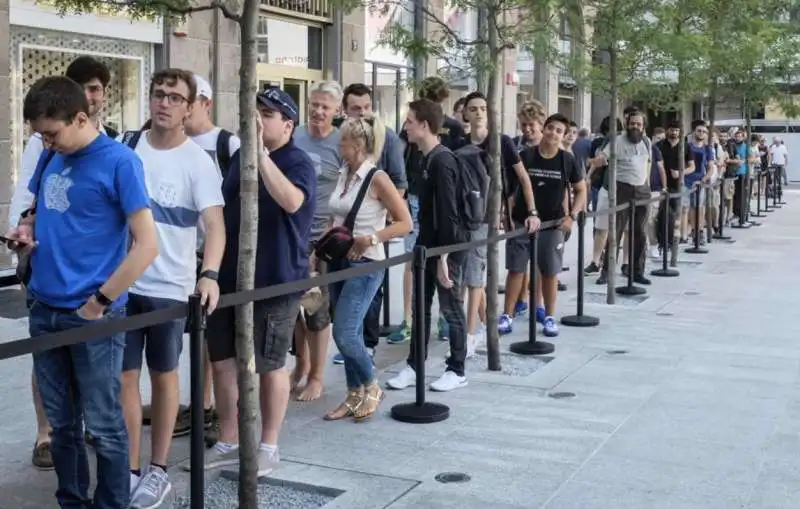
[
  {"left": 403, "top": 194, "right": 420, "bottom": 253},
  {"left": 683, "top": 186, "right": 705, "bottom": 209},
  {"left": 123, "top": 293, "right": 186, "bottom": 373}
]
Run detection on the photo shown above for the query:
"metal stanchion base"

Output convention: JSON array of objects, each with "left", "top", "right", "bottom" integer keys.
[
  {"left": 748, "top": 221, "right": 762, "bottom": 227},
  {"left": 379, "top": 325, "right": 402, "bottom": 337},
  {"left": 651, "top": 268, "right": 680, "bottom": 277},
  {"left": 712, "top": 234, "right": 732, "bottom": 240},
  {"left": 730, "top": 223, "right": 751, "bottom": 229},
  {"left": 560, "top": 314, "right": 600, "bottom": 327},
  {"left": 751, "top": 212, "right": 766, "bottom": 218},
  {"left": 391, "top": 402, "right": 450, "bottom": 424},
  {"left": 615, "top": 284, "right": 646, "bottom": 296},
  {"left": 509, "top": 340, "right": 555, "bottom": 355},
  {"left": 774, "top": 204, "right": 784, "bottom": 208},
  {"left": 684, "top": 246, "right": 709, "bottom": 254}
]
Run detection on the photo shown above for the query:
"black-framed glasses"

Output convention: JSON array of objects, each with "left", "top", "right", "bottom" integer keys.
[{"left": 151, "top": 90, "right": 189, "bottom": 106}]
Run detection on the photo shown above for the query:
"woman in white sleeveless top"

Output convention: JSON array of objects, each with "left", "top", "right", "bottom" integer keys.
[{"left": 323, "top": 117, "right": 411, "bottom": 421}]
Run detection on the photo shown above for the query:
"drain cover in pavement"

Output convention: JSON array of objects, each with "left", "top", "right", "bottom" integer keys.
[
  {"left": 466, "top": 352, "right": 551, "bottom": 377},
  {"left": 435, "top": 472, "right": 471, "bottom": 484},
  {"left": 581, "top": 292, "right": 649, "bottom": 307},
  {"left": 175, "top": 476, "right": 343, "bottom": 508},
  {"left": 606, "top": 350, "right": 629, "bottom": 355},
  {"left": 683, "top": 291, "right": 701, "bottom": 296},
  {"left": 548, "top": 391, "right": 576, "bottom": 399},
  {"left": 656, "top": 311, "right": 674, "bottom": 316},
  {"left": 675, "top": 260, "right": 703, "bottom": 267}
]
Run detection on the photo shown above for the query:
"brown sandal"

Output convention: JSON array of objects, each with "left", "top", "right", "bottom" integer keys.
[
  {"left": 354, "top": 383, "right": 384, "bottom": 422},
  {"left": 324, "top": 390, "right": 363, "bottom": 421}
]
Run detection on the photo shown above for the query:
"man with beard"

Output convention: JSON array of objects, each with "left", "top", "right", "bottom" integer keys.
[
  {"left": 725, "top": 129, "right": 750, "bottom": 225},
  {"left": 590, "top": 110, "right": 652, "bottom": 285},
  {"left": 656, "top": 123, "right": 694, "bottom": 265}
]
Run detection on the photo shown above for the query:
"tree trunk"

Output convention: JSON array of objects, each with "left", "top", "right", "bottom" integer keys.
[
  {"left": 606, "top": 44, "right": 618, "bottom": 304},
  {"left": 236, "top": 0, "right": 260, "bottom": 506},
  {"left": 708, "top": 78, "right": 718, "bottom": 132},
  {"left": 476, "top": 8, "right": 490, "bottom": 96},
  {"left": 484, "top": 7, "right": 502, "bottom": 371}
]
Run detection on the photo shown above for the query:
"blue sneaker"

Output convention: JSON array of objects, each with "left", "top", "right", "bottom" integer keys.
[
  {"left": 542, "top": 316, "right": 559, "bottom": 337},
  {"left": 386, "top": 321, "right": 411, "bottom": 344},
  {"left": 437, "top": 317, "right": 450, "bottom": 341},
  {"left": 498, "top": 314, "right": 513, "bottom": 335},
  {"left": 514, "top": 301, "right": 529, "bottom": 317},
  {"left": 332, "top": 353, "right": 344, "bottom": 365},
  {"left": 535, "top": 306, "right": 546, "bottom": 324}
]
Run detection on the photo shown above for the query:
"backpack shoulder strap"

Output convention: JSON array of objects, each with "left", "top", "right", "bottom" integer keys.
[
  {"left": 103, "top": 124, "right": 119, "bottom": 139},
  {"left": 121, "top": 130, "right": 143, "bottom": 149},
  {"left": 216, "top": 129, "right": 233, "bottom": 177},
  {"left": 31, "top": 149, "right": 56, "bottom": 204},
  {"left": 343, "top": 167, "right": 380, "bottom": 232}
]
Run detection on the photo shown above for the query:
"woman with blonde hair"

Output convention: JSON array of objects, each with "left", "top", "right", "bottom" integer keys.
[{"left": 320, "top": 117, "right": 411, "bottom": 421}]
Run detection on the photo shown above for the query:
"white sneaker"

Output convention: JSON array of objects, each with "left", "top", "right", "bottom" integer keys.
[
  {"left": 474, "top": 329, "right": 487, "bottom": 353},
  {"left": 649, "top": 246, "right": 661, "bottom": 258},
  {"left": 466, "top": 334, "right": 477, "bottom": 359},
  {"left": 430, "top": 371, "right": 468, "bottom": 392},
  {"left": 386, "top": 366, "right": 416, "bottom": 390},
  {"left": 257, "top": 448, "right": 280, "bottom": 477},
  {"left": 130, "top": 472, "right": 141, "bottom": 497}
]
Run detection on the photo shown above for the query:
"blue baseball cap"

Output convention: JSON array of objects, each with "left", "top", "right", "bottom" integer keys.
[{"left": 256, "top": 87, "right": 299, "bottom": 124}]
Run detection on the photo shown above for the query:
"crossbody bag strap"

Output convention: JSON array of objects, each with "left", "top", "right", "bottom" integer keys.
[
  {"left": 32, "top": 150, "right": 56, "bottom": 209},
  {"left": 343, "top": 167, "right": 379, "bottom": 232}
]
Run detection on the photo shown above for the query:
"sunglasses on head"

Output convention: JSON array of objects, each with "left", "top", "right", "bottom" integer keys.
[{"left": 262, "top": 88, "right": 298, "bottom": 117}]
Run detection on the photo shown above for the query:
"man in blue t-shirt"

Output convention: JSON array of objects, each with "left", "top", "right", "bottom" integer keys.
[
  {"left": 201, "top": 87, "right": 315, "bottom": 477},
  {"left": 6, "top": 76, "right": 158, "bottom": 508},
  {"left": 682, "top": 120, "right": 715, "bottom": 243}
]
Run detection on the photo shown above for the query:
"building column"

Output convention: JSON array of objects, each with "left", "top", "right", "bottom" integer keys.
[
  {"left": 533, "top": 57, "right": 559, "bottom": 115},
  {"left": 0, "top": 0, "right": 12, "bottom": 265},
  {"left": 339, "top": 8, "right": 365, "bottom": 87}
]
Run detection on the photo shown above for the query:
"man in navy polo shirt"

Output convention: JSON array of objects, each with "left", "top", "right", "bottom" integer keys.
[{"left": 197, "top": 87, "right": 316, "bottom": 477}]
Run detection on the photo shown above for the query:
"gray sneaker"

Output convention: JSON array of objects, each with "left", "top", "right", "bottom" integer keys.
[
  {"left": 258, "top": 448, "right": 280, "bottom": 477},
  {"left": 130, "top": 466, "right": 171, "bottom": 509},
  {"left": 181, "top": 445, "right": 240, "bottom": 472}
]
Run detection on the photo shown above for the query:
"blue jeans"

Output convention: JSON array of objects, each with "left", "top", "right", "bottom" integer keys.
[
  {"left": 329, "top": 260, "right": 384, "bottom": 388},
  {"left": 28, "top": 300, "right": 130, "bottom": 509}
]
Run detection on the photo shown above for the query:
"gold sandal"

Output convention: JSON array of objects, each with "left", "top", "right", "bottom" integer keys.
[
  {"left": 354, "top": 384, "right": 384, "bottom": 422},
  {"left": 324, "top": 390, "right": 363, "bottom": 421}
]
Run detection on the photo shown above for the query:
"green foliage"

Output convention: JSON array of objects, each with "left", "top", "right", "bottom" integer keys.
[{"left": 40, "top": 0, "right": 240, "bottom": 22}]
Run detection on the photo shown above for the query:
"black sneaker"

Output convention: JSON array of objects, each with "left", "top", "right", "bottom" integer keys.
[
  {"left": 173, "top": 405, "right": 191, "bottom": 437},
  {"left": 204, "top": 410, "right": 220, "bottom": 448},
  {"left": 634, "top": 274, "right": 652, "bottom": 285},
  {"left": 558, "top": 281, "right": 568, "bottom": 291},
  {"left": 596, "top": 273, "right": 607, "bottom": 285},
  {"left": 584, "top": 262, "right": 600, "bottom": 275}
]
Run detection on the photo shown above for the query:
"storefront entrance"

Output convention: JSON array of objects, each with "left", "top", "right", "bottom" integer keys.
[{"left": 365, "top": 61, "right": 413, "bottom": 132}]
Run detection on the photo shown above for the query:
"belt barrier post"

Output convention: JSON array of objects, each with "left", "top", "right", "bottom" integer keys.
[
  {"left": 391, "top": 245, "right": 450, "bottom": 424},
  {"left": 774, "top": 168, "right": 785, "bottom": 207},
  {"left": 685, "top": 186, "right": 708, "bottom": 254},
  {"left": 752, "top": 170, "right": 766, "bottom": 218},
  {"left": 731, "top": 175, "right": 751, "bottom": 229},
  {"left": 616, "top": 200, "right": 646, "bottom": 296},
  {"left": 379, "top": 241, "right": 401, "bottom": 336},
  {"left": 714, "top": 182, "right": 733, "bottom": 241},
  {"left": 561, "top": 212, "right": 599, "bottom": 327},
  {"left": 746, "top": 175, "right": 762, "bottom": 226},
  {"left": 510, "top": 232, "right": 555, "bottom": 355},
  {"left": 763, "top": 169, "right": 773, "bottom": 213},
  {"left": 188, "top": 294, "right": 206, "bottom": 509},
  {"left": 652, "top": 192, "right": 679, "bottom": 277}
]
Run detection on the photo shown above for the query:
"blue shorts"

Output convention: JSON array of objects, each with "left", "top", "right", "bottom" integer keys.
[
  {"left": 403, "top": 194, "right": 420, "bottom": 253},
  {"left": 123, "top": 294, "right": 186, "bottom": 372},
  {"left": 683, "top": 186, "right": 705, "bottom": 209}
]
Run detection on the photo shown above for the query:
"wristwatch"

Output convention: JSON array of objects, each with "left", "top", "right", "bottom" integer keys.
[
  {"left": 570, "top": 212, "right": 578, "bottom": 221},
  {"left": 369, "top": 234, "right": 380, "bottom": 246},
  {"left": 528, "top": 210, "right": 538, "bottom": 217},
  {"left": 199, "top": 270, "right": 219, "bottom": 281},
  {"left": 93, "top": 289, "right": 113, "bottom": 307}
]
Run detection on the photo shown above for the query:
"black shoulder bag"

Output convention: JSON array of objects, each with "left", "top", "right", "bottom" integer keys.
[
  {"left": 314, "top": 167, "right": 379, "bottom": 263},
  {"left": 17, "top": 150, "right": 56, "bottom": 286}
]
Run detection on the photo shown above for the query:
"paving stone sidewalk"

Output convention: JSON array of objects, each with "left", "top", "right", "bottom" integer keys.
[{"left": 1, "top": 192, "right": 799, "bottom": 508}]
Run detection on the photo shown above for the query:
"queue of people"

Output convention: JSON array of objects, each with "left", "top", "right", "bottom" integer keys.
[{"left": 4, "top": 55, "right": 788, "bottom": 509}]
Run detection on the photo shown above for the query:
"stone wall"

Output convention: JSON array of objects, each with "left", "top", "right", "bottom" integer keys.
[{"left": 0, "top": 0, "right": 12, "bottom": 267}]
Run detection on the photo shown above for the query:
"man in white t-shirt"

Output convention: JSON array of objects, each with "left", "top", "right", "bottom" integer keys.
[
  {"left": 176, "top": 75, "right": 241, "bottom": 444},
  {"left": 118, "top": 69, "right": 225, "bottom": 508},
  {"left": 769, "top": 136, "right": 789, "bottom": 188}
]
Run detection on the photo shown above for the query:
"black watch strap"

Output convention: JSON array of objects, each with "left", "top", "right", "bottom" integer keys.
[
  {"left": 199, "top": 270, "right": 219, "bottom": 281},
  {"left": 94, "top": 290, "right": 113, "bottom": 307}
]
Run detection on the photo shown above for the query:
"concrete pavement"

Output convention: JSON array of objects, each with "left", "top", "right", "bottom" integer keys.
[{"left": 1, "top": 191, "right": 799, "bottom": 508}]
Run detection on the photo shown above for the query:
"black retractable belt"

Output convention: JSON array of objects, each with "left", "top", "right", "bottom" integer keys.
[
  {"left": 651, "top": 190, "right": 680, "bottom": 277},
  {"left": 616, "top": 199, "right": 646, "bottom": 296},
  {"left": 561, "top": 211, "right": 600, "bottom": 327},
  {"left": 510, "top": 232, "right": 555, "bottom": 355}
]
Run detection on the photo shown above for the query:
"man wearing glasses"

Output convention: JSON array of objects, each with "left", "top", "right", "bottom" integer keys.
[{"left": 118, "top": 69, "right": 225, "bottom": 508}]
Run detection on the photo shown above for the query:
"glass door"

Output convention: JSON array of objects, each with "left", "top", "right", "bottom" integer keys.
[{"left": 282, "top": 78, "right": 307, "bottom": 123}]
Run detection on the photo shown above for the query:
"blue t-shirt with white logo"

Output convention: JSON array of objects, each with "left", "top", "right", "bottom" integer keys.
[
  {"left": 686, "top": 141, "right": 715, "bottom": 187},
  {"left": 27, "top": 134, "right": 150, "bottom": 309}
]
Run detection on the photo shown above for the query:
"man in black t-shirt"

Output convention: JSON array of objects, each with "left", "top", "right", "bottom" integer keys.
[
  {"left": 656, "top": 123, "right": 694, "bottom": 264},
  {"left": 514, "top": 113, "right": 586, "bottom": 338}
]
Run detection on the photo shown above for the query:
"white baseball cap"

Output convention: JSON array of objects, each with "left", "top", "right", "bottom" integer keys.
[{"left": 194, "top": 75, "right": 213, "bottom": 100}]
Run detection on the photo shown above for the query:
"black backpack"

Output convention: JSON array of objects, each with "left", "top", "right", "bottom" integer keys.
[
  {"left": 431, "top": 145, "right": 491, "bottom": 240},
  {"left": 121, "top": 128, "right": 233, "bottom": 177}
]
